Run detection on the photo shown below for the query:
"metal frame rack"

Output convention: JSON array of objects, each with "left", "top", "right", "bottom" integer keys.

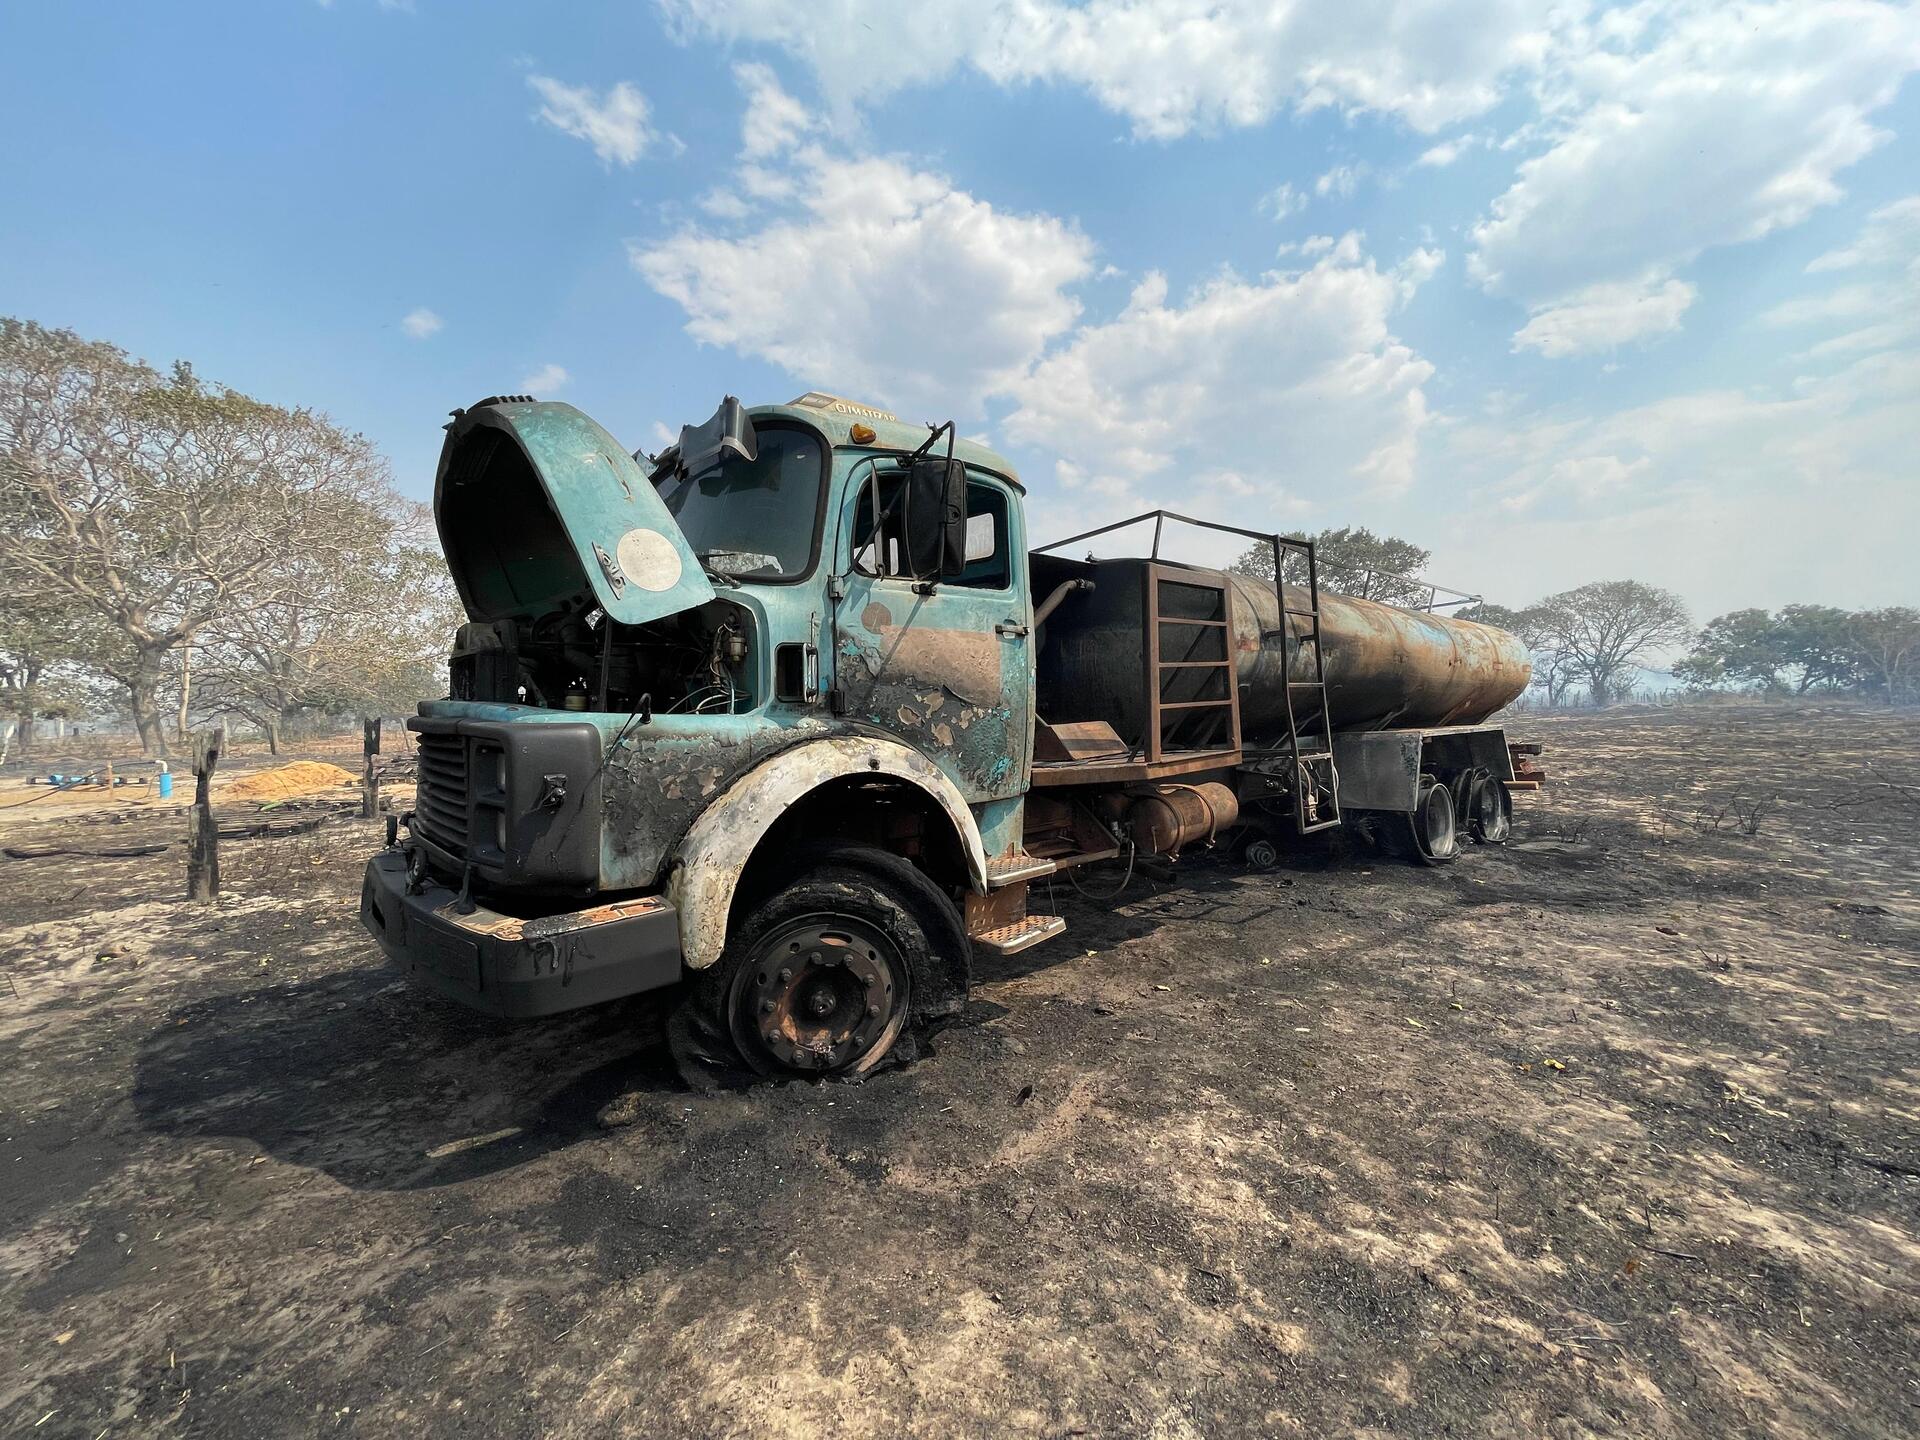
[{"left": 1034, "top": 509, "right": 1341, "bottom": 833}]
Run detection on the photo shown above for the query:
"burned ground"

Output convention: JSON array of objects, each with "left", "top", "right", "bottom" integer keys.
[{"left": 1, "top": 705, "right": 1916, "bottom": 1438}]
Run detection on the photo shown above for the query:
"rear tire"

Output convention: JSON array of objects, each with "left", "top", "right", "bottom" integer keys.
[
  {"left": 668, "top": 847, "right": 967, "bottom": 1091},
  {"left": 1467, "top": 770, "right": 1512, "bottom": 844},
  {"left": 1407, "top": 774, "right": 1459, "bottom": 866}
]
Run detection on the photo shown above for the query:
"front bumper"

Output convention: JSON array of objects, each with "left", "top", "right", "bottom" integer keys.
[{"left": 360, "top": 851, "right": 682, "bottom": 1017}]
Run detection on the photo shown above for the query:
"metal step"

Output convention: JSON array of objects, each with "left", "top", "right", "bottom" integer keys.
[
  {"left": 972, "top": 914, "right": 1067, "bottom": 957},
  {"left": 985, "top": 853, "right": 1059, "bottom": 888}
]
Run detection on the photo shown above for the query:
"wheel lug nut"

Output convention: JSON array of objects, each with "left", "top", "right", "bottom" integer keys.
[
  {"left": 778, "top": 967, "right": 792, "bottom": 982},
  {"left": 761, "top": 999, "right": 775, "bottom": 1014},
  {"left": 867, "top": 1003, "right": 880, "bottom": 1017}
]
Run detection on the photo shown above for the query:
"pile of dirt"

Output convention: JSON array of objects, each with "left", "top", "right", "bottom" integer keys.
[{"left": 219, "top": 760, "right": 357, "bottom": 802}]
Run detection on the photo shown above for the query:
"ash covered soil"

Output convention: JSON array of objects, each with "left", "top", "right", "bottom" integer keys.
[{"left": 2, "top": 706, "right": 1917, "bottom": 1439}]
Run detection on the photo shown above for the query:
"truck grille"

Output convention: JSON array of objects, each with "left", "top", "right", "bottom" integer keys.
[{"left": 413, "top": 732, "right": 471, "bottom": 860}]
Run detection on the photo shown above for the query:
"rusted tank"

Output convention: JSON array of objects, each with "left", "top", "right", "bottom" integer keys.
[
  {"left": 1228, "top": 575, "right": 1532, "bottom": 734},
  {"left": 1125, "top": 781, "right": 1240, "bottom": 855},
  {"left": 1031, "top": 555, "right": 1531, "bottom": 744}
]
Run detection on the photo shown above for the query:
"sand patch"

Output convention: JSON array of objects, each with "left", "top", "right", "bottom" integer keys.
[{"left": 221, "top": 761, "right": 356, "bottom": 801}]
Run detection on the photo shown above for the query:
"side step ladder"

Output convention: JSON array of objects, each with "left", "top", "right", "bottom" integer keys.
[
  {"left": 973, "top": 914, "right": 1068, "bottom": 956},
  {"left": 971, "top": 855, "right": 1068, "bottom": 957},
  {"left": 1272, "top": 535, "right": 1342, "bottom": 835}
]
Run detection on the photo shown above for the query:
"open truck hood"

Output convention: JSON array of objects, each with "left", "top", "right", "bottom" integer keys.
[{"left": 434, "top": 398, "right": 715, "bottom": 627}]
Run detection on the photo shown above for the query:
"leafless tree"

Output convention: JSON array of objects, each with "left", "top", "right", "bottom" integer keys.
[
  {"left": 195, "top": 519, "right": 460, "bottom": 752},
  {"left": 1528, "top": 580, "right": 1691, "bottom": 706},
  {"left": 1230, "top": 526, "right": 1437, "bottom": 608}
]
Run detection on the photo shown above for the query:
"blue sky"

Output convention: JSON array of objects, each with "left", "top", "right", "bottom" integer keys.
[{"left": 3, "top": 0, "right": 1917, "bottom": 623}]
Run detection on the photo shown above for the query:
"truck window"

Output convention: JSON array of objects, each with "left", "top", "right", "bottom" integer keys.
[
  {"left": 656, "top": 425, "right": 826, "bottom": 581},
  {"left": 852, "top": 477, "right": 1010, "bottom": 590}
]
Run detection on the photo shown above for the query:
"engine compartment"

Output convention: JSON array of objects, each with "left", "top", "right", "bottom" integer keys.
[{"left": 448, "top": 598, "right": 753, "bottom": 716}]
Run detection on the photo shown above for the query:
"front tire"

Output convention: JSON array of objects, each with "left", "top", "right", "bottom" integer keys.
[{"left": 668, "top": 853, "right": 959, "bottom": 1090}]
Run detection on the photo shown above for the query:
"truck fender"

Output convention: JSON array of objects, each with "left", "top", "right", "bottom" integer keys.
[{"left": 667, "top": 735, "right": 989, "bottom": 970}]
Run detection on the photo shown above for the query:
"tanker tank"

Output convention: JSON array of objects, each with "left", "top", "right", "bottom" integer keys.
[
  {"left": 1228, "top": 574, "right": 1532, "bottom": 734},
  {"left": 1030, "top": 554, "right": 1532, "bottom": 747}
]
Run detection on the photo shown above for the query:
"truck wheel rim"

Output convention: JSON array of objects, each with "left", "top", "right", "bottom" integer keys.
[
  {"left": 731, "top": 915, "right": 909, "bottom": 1076},
  {"left": 1413, "top": 780, "right": 1458, "bottom": 863},
  {"left": 1472, "top": 778, "right": 1511, "bottom": 843}
]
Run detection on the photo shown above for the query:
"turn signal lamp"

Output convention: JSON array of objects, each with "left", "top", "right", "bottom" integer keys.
[{"left": 849, "top": 422, "right": 876, "bottom": 444}]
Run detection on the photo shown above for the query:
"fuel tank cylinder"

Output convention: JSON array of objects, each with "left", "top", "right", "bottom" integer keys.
[
  {"left": 1126, "top": 781, "right": 1240, "bottom": 856},
  {"left": 1227, "top": 576, "right": 1532, "bottom": 734},
  {"left": 1030, "top": 554, "right": 1531, "bottom": 745}
]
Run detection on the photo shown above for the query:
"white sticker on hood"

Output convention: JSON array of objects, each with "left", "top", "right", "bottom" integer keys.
[{"left": 616, "top": 527, "right": 684, "bottom": 593}]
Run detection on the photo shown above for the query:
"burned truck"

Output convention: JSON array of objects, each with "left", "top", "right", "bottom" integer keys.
[{"left": 361, "top": 392, "right": 1534, "bottom": 1083}]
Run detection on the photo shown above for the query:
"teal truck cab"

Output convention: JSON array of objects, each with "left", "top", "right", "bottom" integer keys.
[{"left": 361, "top": 392, "right": 1536, "bottom": 1084}]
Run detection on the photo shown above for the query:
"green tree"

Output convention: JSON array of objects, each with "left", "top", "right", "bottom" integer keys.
[
  {"left": 0, "top": 591, "right": 91, "bottom": 757},
  {"left": 1678, "top": 605, "right": 1865, "bottom": 695},
  {"left": 1682, "top": 609, "right": 1787, "bottom": 691},
  {"left": 1847, "top": 607, "right": 1920, "bottom": 704},
  {"left": 1776, "top": 605, "right": 1860, "bottom": 693}
]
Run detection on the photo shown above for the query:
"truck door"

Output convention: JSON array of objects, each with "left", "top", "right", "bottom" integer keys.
[{"left": 835, "top": 471, "right": 1032, "bottom": 803}]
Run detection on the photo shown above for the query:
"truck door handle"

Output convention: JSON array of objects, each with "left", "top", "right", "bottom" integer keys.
[{"left": 995, "top": 620, "right": 1029, "bottom": 638}]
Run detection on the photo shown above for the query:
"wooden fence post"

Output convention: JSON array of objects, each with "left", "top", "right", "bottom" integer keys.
[
  {"left": 186, "top": 725, "right": 225, "bottom": 902},
  {"left": 362, "top": 717, "right": 382, "bottom": 819}
]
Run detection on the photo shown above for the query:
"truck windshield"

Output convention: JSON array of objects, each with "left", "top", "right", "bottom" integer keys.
[{"left": 656, "top": 425, "right": 825, "bottom": 580}]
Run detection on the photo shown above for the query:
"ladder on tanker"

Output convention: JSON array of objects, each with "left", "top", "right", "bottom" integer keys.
[{"left": 1271, "top": 534, "right": 1342, "bottom": 835}]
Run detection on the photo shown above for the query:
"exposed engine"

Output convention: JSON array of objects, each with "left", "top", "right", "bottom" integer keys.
[{"left": 447, "top": 598, "right": 752, "bottom": 716}]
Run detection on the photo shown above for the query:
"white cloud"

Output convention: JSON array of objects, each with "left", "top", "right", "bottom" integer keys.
[
  {"left": 1260, "top": 183, "right": 1306, "bottom": 221},
  {"left": 528, "top": 75, "right": 655, "bottom": 166},
  {"left": 633, "top": 68, "right": 1092, "bottom": 418},
  {"left": 660, "top": 0, "right": 1561, "bottom": 139},
  {"left": 695, "top": 189, "right": 752, "bottom": 220},
  {"left": 1469, "top": 2, "right": 1920, "bottom": 348},
  {"left": 1004, "top": 244, "right": 1442, "bottom": 532},
  {"left": 1808, "top": 194, "right": 1920, "bottom": 272},
  {"left": 400, "top": 307, "right": 442, "bottom": 340},
  {"left": 1763, "top": 193, "right": 1920, "bottom": 357},
  {"left": 736, "top": 61, "right": 814, "bottom": 158},
  {"left": 1760, "top": 283, "right": 1885, "bottom": 330},
  {"left": 1432, "top": 349, "right": 1920, "bottom": 616},
  {"left": 634, "top": 147, "right": 1094, "bottom": 418},
  {"left": 519, "top": 363, "right": 569, "bottom": 394},
  {"left": 1511, "top": 274, "right": 1697, "bottom": 357},
  {"left": 1416, "top": 135, "right": 1479, "bottom": 167},
  {"left": 1314, "top": 163, "right": 1367, "bottom": 199},
  {"left": 1276, "top": 234, "right": 1338, "bottom": 261}
]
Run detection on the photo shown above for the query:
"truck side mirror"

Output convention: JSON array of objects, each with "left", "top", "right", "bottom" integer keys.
[{"left": 904, "top": 457, "right": 968, "bottom": 579}]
